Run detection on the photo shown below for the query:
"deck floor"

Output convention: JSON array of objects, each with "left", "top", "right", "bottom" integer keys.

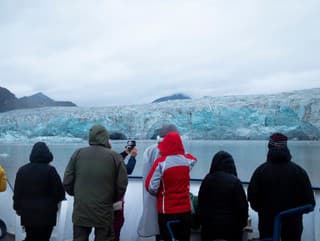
[{"left": 2, "top": 233, "right": 14, "bottom": 241}]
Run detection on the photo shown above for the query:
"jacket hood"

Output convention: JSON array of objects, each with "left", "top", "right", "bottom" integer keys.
[
  {"left": 267, "top": 147, "right": 292, "bottom": 163},
  {"left": 89, "top": 124, "right": 110, "bottom": 147},
  {"left": 209, "top": 151, "right": 237, "bottom": 176},
  {"left": 158, "top": 132, "right": 185, "bottom": 156},
  {"left": 29, "top": 142, "right": 53, "bottom": 163}
]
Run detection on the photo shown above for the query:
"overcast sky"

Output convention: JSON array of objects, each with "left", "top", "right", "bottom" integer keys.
[{"left": 1, "top": 0, "right": 319, "bottom": 107}]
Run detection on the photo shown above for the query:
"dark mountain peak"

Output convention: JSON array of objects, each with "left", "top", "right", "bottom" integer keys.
[
  {"left": 0, "top": 86, "right": 18, "bottom": 112},
  {"left": 19, "top": 91, "right": 56, "bottom": 108},
  {"left": 0, "top": 86, "right": 76, "bottom": 112},
  {"left": 32, "top": 92, "right": 52, "bottom": 99},
  {"left": 152, "top": 93, "right": 191, "bottom": 103},
  {"left": 0, "top": 86, "right": 17, "bottom": 100},
  {"left": 21, "top": 91, "right": 54, "bottom": 100}
]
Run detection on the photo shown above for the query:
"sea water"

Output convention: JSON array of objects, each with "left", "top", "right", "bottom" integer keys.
[{"left": 0, "top": 140, "right": 319, "bottom": 189}]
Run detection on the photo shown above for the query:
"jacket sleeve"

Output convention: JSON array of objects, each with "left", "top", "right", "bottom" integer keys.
[
  {"left": 233, "top": 181, "right": 249, "bottom": 229},
  {"left": 63, "top": 149, "right": 80, "bottom": 196},
  {"left": 247, "top": 168, "right": 261, "bottom": 212},
  {"left": 13, "top": 169, "right": 22, "bottom": 214},
  {"left": 124, "top": 155, "right": 136, "bottom": 175},
  {"left": 197, "top": 177, "right": 208, "bottom": 219},
  {"left": 145, "top": 157, "right": 163, "bottom": 195},
  {"left": 0, "top": 165, "right": 7, "bottom": 192},
  {"left": 297, "top": 168, "right": 316, "bottom": 207},
  {"left": 115, "top": 157, "right": 128, "bottom": 201},
  {"left": 49, "top": 167, "right": 66, "bottom": 202},
  {"left": 185, "top": 153, "right": 197, "bottom": 170}
]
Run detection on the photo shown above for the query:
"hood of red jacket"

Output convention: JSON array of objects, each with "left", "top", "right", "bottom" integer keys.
[{"left": 158, "top": 132, "right": 185, "bottom": 156}]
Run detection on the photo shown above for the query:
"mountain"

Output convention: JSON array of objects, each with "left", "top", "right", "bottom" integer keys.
[
  {"left": 152, "top": 93, "right": 191, "bottom": 103},
  {"left": 19, "top": 92, "right": 76, "bottom": 108},
  {"left": 0, "top": 88, "right": 319, "bottom": 141},
  {"left": 0, "top": 87, "right": 76, "bottom": 112},
  {"left": 0, "top": 87, "right": 18, "bottom": 112}
]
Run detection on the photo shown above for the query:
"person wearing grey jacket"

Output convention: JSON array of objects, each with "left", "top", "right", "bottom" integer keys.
[
  {"left": 63, "top": 124, "right": 128, "bottom": 241},
  {"left": 137, "top": 124, "right": 178, "bottom": 241}
]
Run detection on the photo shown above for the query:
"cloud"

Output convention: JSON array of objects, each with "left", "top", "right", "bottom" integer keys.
[{"left": 0, "top": 0, "right": 319, "bottom": 106}]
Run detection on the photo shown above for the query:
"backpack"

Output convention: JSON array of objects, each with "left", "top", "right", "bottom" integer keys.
[
  {"left": 0, "top": 165, "right": 7, "bottom": 192},
  {"left": 190, "top": 192, "right": 200, "bottom": 230}
]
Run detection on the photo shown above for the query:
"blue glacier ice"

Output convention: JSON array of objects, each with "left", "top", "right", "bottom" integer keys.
[{"left": 0, "top": 88, "right": 319, "bottom": 142}]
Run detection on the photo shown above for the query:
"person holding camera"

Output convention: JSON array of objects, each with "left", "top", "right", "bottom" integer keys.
[
  {"left": 120, "top": 140, "right": 137, "bottom": 175},
  {"left": 113, "top": 140, "right": 138, "bottom": 241}
]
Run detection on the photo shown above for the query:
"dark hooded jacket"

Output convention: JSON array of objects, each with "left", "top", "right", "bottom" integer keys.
[
  {"left": 198, "top": 151, "right": 248, "bottom": 238},
  {"left": 247, "top": 146, "right": 315, "bottom": 238},
  {"left": 13, "top": 142, "right": 65, "bottom": 226},
  {"left": 63, "top": 124, "right": 128, "bottom": 227}
]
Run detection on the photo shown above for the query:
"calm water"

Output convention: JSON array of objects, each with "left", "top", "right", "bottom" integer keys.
[{"left": 0, "top": 140, "right": 319, "bottom": 189}]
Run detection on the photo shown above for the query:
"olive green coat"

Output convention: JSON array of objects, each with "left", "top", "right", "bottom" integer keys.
[{"left": 63, "top": 125, "right": 128, "bottom": 227}]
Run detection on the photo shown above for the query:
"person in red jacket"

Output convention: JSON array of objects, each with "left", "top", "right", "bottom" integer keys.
[{"left": 145, "top": 132, "right": 197, "bottom": 241}]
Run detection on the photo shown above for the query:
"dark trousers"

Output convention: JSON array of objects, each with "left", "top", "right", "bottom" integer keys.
[
  {"left": 201, "top": 225, "right": 243, "bottom": 241},
  {"left": 93, "top": 211, "right": 123, "bottom": 241},
  {"left": 259, "top": 216, "right": 303, "bottom": 241},
  {"left": 73, "top": 225, "right": 114, "bottom": 241},
  {"left": 158, "top": 212, "right": 191, "bottom": 241},
  {"left": 113, "top": 210, "right": 124, "bottom": 241},
  {"left": 24, "top": 226, "right": 53, "bottom": 241}
]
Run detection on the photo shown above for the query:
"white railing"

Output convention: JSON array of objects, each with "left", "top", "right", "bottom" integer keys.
[{"left": 0, "top": 177, "right": 319, "bottom": 241}]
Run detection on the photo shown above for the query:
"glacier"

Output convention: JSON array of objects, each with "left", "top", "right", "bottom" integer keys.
[{"left": 0, "top": 88, "right": 319, "bottom": 142}]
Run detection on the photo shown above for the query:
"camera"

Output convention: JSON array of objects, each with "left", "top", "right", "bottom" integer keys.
[{"left": 126, "top": 140, "right": 136, "bottom": 152}]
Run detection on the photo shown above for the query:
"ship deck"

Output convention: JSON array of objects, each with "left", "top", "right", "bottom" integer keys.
[{"left": 1, "top": 177, "right": 319, "bottom": 241}]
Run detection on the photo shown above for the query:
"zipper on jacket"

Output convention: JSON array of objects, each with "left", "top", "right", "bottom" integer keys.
[{"left": 161, "top": 161, "right": 166, "bottom": 213}]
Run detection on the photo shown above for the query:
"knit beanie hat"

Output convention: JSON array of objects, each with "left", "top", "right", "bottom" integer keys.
[
  {"left": 159, "top": 124, "right": 178, "bottom": 137},
  {"left": 268, "top": 132, "right": 288, "bottom": 149}
]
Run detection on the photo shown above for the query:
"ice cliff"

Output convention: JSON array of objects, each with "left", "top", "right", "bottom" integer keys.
[{"left": 0, "top": 88, "right": 319, "bottom": 142}]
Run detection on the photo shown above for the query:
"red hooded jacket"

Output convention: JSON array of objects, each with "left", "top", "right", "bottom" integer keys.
[{"left": 145, "top": 132, "right": 197, "bottom": 214}]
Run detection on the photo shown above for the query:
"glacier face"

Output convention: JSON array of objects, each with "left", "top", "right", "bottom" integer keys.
[{"left": 0, "top": 88, "right": 319, "bottom": 142}]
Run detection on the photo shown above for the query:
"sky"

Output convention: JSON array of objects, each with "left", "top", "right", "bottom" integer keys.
[{"left": 0, "top": 0, "right": 320, "bottom": 107}]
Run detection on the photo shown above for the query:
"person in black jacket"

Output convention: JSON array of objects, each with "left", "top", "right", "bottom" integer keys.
[
  {"left": 248, "top": 133, "right": 315, "bottom": 241},
  {"left": 198, "top": 151, "right": 248, "bottom": 241},
  {"left": 13, "top": 142, "right": 65, "bottom": 241}
]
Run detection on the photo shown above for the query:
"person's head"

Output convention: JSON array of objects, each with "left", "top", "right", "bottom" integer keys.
[
  {"left": 29, "top": 142, "right": 53, "bottom": 163},
  {"left": 268, "top": 132, "right": 288, "bottom": 149},
  {"left": 89, "top": 124, "right": 110, "bottom": 147},
  {"left": 158, "top": 131, "right": 184, "bottom": 156},
  {"left": 209, "top": 150, "right": 237, "bottom": 176},
  {"left": 125, "top": 140, "right": 136, "bottom": 152},
  {"left": 157, "top": 124, "right": 178, "bottom": 143},
  {"left": 267, "top": 132, "right": 291, "bottom": 163}
]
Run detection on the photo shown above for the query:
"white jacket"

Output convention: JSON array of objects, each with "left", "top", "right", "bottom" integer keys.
[{"left": 137, "top": 144, "right": 160, "bottom": 237}]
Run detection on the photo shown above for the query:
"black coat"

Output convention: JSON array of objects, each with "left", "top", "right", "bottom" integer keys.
[
  {"left": 13, "top": 142, "right": 65, "bottom": 226},
  {"left": 248, "top": 147, "right": 315, "bottom": 238},
  {"left": 198, "top": 151, "right": 248, "bottom": 240}
]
